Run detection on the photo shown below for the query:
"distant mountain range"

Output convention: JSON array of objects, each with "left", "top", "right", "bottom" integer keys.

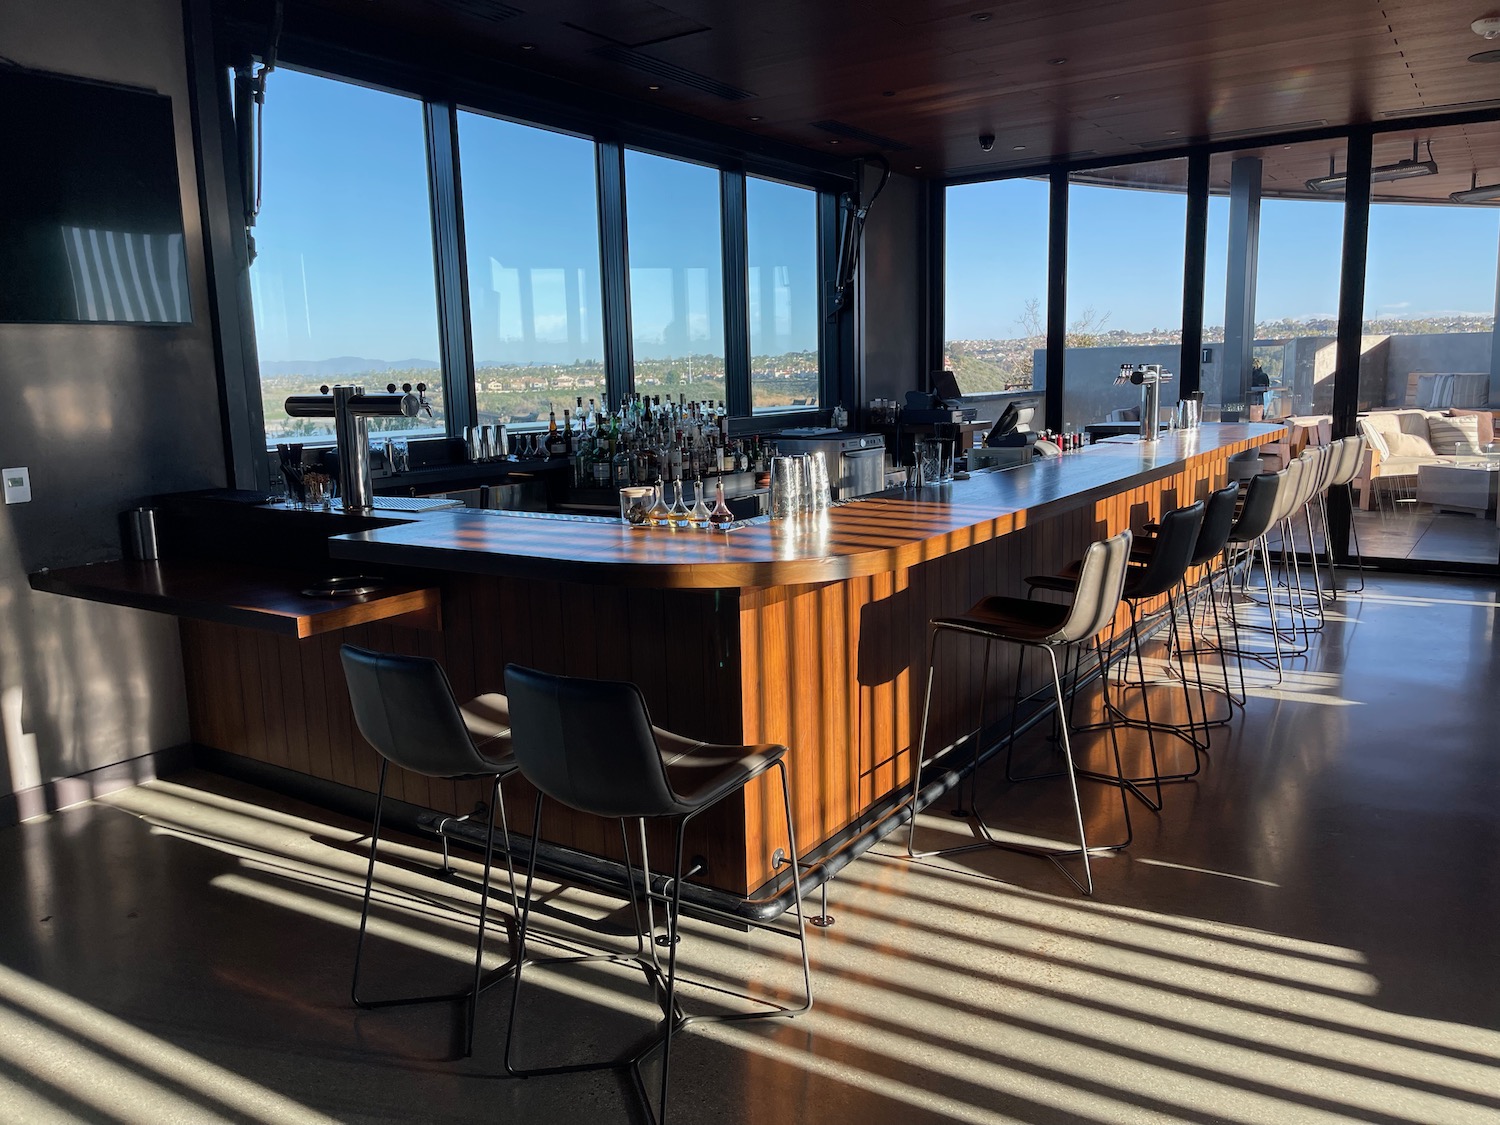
[{"left": 258, "top": 357, "right": 440, "bottom": 377}]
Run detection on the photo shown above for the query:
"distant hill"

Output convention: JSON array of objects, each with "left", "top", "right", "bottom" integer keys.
[{"left": 259, "top": 357, "right": 439, "bottom": 378}]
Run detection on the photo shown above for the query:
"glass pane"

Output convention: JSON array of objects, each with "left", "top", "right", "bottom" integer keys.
[
  {"left": 944, "top": 177, "right": 1049, "bottom": 399},
  {"left": 625, "top": 151, "right": 726, "bottom": 406},
  {"left": 1063, "top": 159, "right": 1188, "bottom": 430},
  {"left": 747, "top": 177, "right": 821, "bottom": 414},
  {"left": 1358, "top": 124, "right": 1500, "bottom": 567},
  {"left": 458, "top": 112, "right": 606, "bottom": 429},
  {"left": 1203, "top": 142, "right": 1346, "bottom": 421},
  {"left": 251, "top": 70, "right": 444, "bottom": 442}
]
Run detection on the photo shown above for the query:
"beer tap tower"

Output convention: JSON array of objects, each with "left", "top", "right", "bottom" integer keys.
[
  {"left": 283, "top": 384, "right": 424, "bottom": 512},
  {"left": 1116, "top": 364, "right": 1173, "bottom": 443}
]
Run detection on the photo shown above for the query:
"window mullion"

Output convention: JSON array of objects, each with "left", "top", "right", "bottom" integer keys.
[
  {"left": 596, "top": 141, "right": 634, "bottom": 410},
  {"left": 722, "top": 169, "right": 751, "bottom": 418},
  {"left": 424, "top": 99, "right": 476, "bottom": 433}
]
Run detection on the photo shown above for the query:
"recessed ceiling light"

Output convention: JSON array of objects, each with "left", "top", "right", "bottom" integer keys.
[
  {"left": 1166, "top": 129, "right": 1179, "bottom": 135},
  {"left": 1048, "top": 57, "right": 1067, "bottom": 66},
  {"left": 520, "top": 43, "right": 535, "bottom": 50},
  {"left": 1109, "top": 94, "right": 1123, "bottom": 100},
  {"left": 828, "top": 139, "right": 841, "bottom": 144},
  {"left": 914, "top": 165, "right": 922, "bottom": 169},
  {"left": 970, "top": 11, "right": 993, "bottom": 21},
  {"left": 647, "top": 84, "right": 661, "bottom": 91},
  {"left": 1012, "top": 145, "right": 1027, "bottom": 151}
]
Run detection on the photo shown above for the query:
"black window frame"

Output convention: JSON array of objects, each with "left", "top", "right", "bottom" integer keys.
[{"left": 215, "top": 28, "right": 851, "bottom": 453}]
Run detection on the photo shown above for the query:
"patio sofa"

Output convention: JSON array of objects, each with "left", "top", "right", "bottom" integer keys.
[{"left": 1353, "top": 408, "right": 1495, "bottom": 509}]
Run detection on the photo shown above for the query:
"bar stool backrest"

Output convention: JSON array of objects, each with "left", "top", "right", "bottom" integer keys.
[
  {"left": 1126, "top": 501, "right": 1205, "bottom": 600},
  {"left": 504, "top": 665, "right": 684, "bottom": 819},
  {"left": 341, "top": 645, "right": 498, "bottom": 778},
  {"left": 1272, "top": 456, "right": 1307, "bottom": 523},
  {"left": 1229, "top": 470, "right": 1287, "bottom": 545},
  {"left": 1191, "top": 483, "right": 1241, "bottom": 567},
  {"left": 1057, "top": 529, "right": 1134, "bottom": 643},
  {"left": 1330, "top": 436, "right": 1364, "bottom": 488}
]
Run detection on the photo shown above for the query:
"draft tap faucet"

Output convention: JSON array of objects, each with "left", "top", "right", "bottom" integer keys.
[{"left": 284, "top": 384, "right": 420, "bottom": 512}]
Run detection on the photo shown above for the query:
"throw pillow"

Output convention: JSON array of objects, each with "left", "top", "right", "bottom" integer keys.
[
  {"left": 1386, "top": 432, "right": 1436, "bottom": 458},
  {"left": 1427, "top": 414, "right": 1481, "bottom": 456},
  {"left": 1448, "top": 408, "right": 1495, "bottom": 448}
]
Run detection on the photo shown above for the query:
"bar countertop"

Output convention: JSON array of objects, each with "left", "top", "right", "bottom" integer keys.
[{"left": 329, "top": 423, "right": 1284, "bottom": 589}]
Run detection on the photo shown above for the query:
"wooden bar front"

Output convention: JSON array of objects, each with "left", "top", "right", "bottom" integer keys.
[{"left": 180, "top": 426, "right": 1281, "bottom": 897}]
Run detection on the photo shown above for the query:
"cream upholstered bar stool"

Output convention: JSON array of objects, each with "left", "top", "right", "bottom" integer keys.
[
  {"left": 905, "top": 529, "right": 1134, "bottom": 895},
  {"left": 501, "top": 665, "right": 812, "bottom": 1125},
  {"left": 340, "top": 644, "right": 520, "bottom": 1058}
]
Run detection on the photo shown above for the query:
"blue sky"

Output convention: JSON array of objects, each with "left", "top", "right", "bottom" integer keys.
[
  {"left": 251, "top": 69, "right": 1500, "bottom": 363},
  {"left": 945, "top": 176, "right": 1500, "bottom": 340},
  {"left": 252, "top": 69, "right": 818, "bottom": 365}
]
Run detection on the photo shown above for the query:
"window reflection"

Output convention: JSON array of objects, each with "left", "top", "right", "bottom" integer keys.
[
  {"left": 458, "top": 112, "right": 605, "bottom": 426},
  {"left": 625, "top": 151, "right": 726, "bottom": 406},
  {"left": 747, "top": 177, "right": 821, "bottom": 413},
  {"left": 250, "top": 69, "right": 445, "bottom": 442}
]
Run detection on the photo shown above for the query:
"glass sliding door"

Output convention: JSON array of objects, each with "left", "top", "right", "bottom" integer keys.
[{"left": 1358, "top": 125, "right": 1500, "bottom": 567}]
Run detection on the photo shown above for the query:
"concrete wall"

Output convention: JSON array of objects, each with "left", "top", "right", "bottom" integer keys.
[
  {"left": 1382, "top": 333, "right": 1493, "bottom": 406},
  {"left": 0, "top": 0, "right": 226, "bottom": 810}
]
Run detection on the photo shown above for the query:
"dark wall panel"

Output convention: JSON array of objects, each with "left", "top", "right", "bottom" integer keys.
[{"left": 0, "top": 0, "right": 227, "bottom": 797}]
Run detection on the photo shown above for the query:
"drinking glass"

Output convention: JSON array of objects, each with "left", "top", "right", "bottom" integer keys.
[
  {"left": 918, "top": 438, "right": 943, "bottom": 487},
  {"left": 807, "top": 451, "right": 833, "bottom": 511},
  {"left": 620, "top": 485, "right": 655, "bottom": 526},
  {"left": 770, "top": 456, "right": 806, "bottom": 519}
]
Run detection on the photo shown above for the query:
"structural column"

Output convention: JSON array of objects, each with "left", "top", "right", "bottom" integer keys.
[{"left": 1221, "top": 157, "right": 1262, "bottom": 421}]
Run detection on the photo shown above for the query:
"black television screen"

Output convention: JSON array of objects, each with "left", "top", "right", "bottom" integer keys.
[{"left": 0, "top": 67, "right": 191, "bottom": 324}]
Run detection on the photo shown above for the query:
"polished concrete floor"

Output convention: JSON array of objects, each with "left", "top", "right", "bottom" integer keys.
[
  {"left": 1351, "top": 502, "right": 1499, "bottom": 565},
  {"left": 1, "top": 572, "right": 1498, "bottom": 1124}
]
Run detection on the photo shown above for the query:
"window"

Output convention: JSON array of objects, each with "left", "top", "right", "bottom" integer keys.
[
  {"left": 250, "top": 70, "right": 445, "bottom": 441},
  {"left": 457, "top": 113, "right": 606, "bottom": 428},
  {"left": 943, "top": 177, "right": 1049, "bottom": 396},
  {"left": 625, "top": 151, "right": 726, "bottom": 406},
  {"left": 1064, "top": 159, "right": 1188, "bottom": 428},
  {"left": 746, "top": 176, "right": 822, "bottom": 413}
]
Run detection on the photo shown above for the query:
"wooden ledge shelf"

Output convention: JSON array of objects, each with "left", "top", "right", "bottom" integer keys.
[{"left": 29, "top": 560, "right": 441, "bottom": 638}]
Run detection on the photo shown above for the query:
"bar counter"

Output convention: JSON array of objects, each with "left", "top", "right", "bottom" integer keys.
[
  {"left": 328, "top": 425, "right": 1280, "bottom": 588},
  {"left": 168, "top": 424, "right": 1282, "bottom": 900}
]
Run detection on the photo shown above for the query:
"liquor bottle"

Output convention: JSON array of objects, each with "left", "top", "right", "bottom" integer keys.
[
  {"left": 689, "top": 478, "right": 711, "bottom": 529},
  {"left": 666, "top": 479, "right": 690, "bottom": 530},
  {"left": 562, "top": 409, "right": 573, "bottom": 456},
  {"left": 610, "top": 439, "right": 630, "bottom": 487},
  {"left": 646, "top": 479, "right": 672, "bottom": 527},
  {"left": 669, "top": 436, "right": 683, "bottom": 481},
  {"left": 709, "top": 479, "right": 734, "bottom": 529},
  {"left": 545, "top": 405, "right": 562, "bottom": 457}
]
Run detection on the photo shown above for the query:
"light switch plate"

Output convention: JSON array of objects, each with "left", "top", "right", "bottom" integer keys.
[{"left": 3, "top": 467, "right": 31, "bottom": 504}]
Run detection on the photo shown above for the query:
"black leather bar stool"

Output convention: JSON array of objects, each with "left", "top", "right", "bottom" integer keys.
[
  {"left": 340, "top": 644, "right": 520, "bottom": 1058},
  {"left": 1221, "top": 467, "right": 1296, "bottom": 680},
  {"left": 502, "top": 665, "right": 812, "bottom": 1125},
  {"left": 1029, "top": 501, "right": 1206, "bottom": 805},
  {"left": 1138, "top": 483, "right": 1243, "bottom": 720},
  {"left": 905, "top": 529, "right": 1134, "bottom": 895}
]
